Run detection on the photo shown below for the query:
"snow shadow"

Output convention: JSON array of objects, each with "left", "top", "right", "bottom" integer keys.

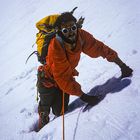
[
  {"left": 88, "top": 77, "right": 131, "bottom": 96},
  {"left": 68, "top": 77, "right": 131, "bottom": 113}
]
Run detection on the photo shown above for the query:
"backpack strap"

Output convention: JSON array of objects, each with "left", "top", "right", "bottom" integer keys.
[
  {"left": 78, "top": 30, "right": 85, "bottom": 47},
  {"left": 55, "top": 33, "right": 84, "bottom": 60},
  {"left": 55, "top": 35, "right": 68, "bottom": 59}
]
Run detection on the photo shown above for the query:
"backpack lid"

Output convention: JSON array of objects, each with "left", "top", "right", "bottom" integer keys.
[{"left": 36, "top": 14, "right": 60, "bottom": 33}]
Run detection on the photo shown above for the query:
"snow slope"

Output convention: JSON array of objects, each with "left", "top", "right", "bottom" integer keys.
[{"left": 0, "top": 0, "right": 140, "bottom": 140}]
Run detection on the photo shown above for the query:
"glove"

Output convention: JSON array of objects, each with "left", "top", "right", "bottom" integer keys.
[
  {"left": 80, "top": 93, "right": 101, "bottom": 106},
  {"left": 113, "top": 57, "right": 133, "bottom": 79},
  {"left": 120, "top": 63, "right": 133, "bottom": 78}
]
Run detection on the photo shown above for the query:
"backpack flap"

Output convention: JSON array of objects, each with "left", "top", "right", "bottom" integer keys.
[{"left": 36, "top": 14, "right": 60, "bottom": 33}]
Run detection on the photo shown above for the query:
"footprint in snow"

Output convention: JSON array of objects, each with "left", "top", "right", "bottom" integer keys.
[{"left": 132, "top": 49, "right": 137, "bottom": 55}]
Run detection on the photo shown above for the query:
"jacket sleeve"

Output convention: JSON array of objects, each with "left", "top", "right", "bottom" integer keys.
[
  {"left": 81, "top": 30, "right": 118, "bottom": 62},
  {"left": 48, "top": 39, "right": 83, "bottom": 96}
]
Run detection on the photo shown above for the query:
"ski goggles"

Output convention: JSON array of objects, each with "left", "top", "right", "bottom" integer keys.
[{"left": 61, "top": 24, "right": 77, "bottom": 34}]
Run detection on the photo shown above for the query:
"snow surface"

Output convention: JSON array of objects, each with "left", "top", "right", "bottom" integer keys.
[{"left": 0, "top": 0, "right": 140, "bottom": 140}]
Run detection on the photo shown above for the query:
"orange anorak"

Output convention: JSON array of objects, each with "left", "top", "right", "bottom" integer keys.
[{"left": 43, "top": 29, "right": 118, "bottom": 96}]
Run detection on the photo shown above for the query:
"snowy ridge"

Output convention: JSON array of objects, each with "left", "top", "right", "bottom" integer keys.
[{"left": 0, "top": 0, "right": 140, "bottom": 140}]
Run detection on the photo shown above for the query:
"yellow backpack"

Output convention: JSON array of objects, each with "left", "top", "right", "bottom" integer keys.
[{"left": 36, "top": 14, "right": 60, "bottom": 64}]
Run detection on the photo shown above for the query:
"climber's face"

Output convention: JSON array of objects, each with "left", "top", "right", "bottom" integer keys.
[{"left": 60, "top": 21, "right": 77, "bottom": 42}]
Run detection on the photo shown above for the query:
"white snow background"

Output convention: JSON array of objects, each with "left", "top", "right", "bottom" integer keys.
[{"left": 0, "top": 0, "right": 140, "bottom": 140}]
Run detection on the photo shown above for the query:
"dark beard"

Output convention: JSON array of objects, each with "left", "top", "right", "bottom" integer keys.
[{"left": 58, "top": 31, "right": 76, "bottom": 44}]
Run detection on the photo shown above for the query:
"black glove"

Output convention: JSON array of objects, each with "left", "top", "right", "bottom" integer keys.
[
  {"left": 114, "top": 57, "right": 133, "bottom": 79},
  {"left": 120, "top": 63, "right": 133, "bottom": 78},
  {"left": 80, "top": 93, "right": 101, "bottom": 106}
]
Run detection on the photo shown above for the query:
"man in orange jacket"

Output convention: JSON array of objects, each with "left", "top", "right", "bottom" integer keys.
[{"left": 37, "top": 12, "right": 133, "bottom": 129}]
